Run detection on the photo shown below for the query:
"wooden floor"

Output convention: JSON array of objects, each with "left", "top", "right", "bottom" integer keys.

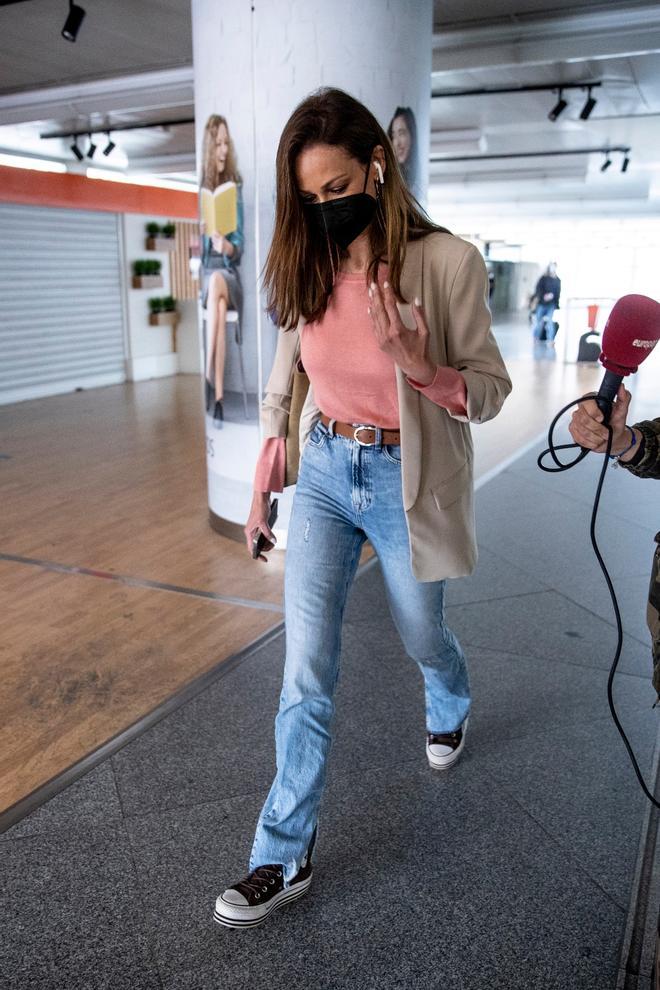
[{"left": 0, "top": 343, "right": 608, "bottom": 816}]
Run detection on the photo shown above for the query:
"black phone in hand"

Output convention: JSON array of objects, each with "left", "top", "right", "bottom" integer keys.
[{"left": 252, "top": 498, "right": 279, "bottom": 559}]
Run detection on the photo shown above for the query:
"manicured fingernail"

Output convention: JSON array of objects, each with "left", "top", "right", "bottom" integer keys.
[
  {"left": 383, "top": 280, "right": 389, "bottom": 289},
  {"left": 370, "top": 282, "right": 377, "bottom": 291},
  {"left": 414, "top": 296, "right": 420, "bottom": 307},
  {"left": 368, "top": 287, "right": 372, "bottom": 298},
  {"left": 367, "top": 306, "right": 371, "bottom": 315}
]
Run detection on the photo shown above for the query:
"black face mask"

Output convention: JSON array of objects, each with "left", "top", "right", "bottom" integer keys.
[{"left": 305, "top": 161, "right": 378, "bottom": 251}]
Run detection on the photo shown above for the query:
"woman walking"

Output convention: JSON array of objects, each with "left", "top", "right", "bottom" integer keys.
[{"left": 214, "top": 88, "right": 512, "bottom": 929}]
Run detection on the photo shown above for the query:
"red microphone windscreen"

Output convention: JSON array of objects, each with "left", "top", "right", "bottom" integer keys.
[{"left": 600, "top": 293, "right": 660, "bottom": 375}]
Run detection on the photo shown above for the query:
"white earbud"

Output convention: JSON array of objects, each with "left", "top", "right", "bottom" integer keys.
[{"left": 375, "top": 162, "right": 384, "bottom": 184}]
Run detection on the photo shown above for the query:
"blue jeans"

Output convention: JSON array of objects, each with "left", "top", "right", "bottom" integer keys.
[
  {"left": 249, "top": 419, "right": 471, "bottom": 883},
  {"left": 533, "top": 303, "right": 556, "bottom": 341}
]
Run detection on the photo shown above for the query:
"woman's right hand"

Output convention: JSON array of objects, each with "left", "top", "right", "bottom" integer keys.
[{"left": 244, "top": 491, "right": 277, "bottom": 562}]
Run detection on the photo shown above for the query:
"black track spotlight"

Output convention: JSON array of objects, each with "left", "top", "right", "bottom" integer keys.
[
  {"left": 62, "top": 1, "right": 86, "bottom": 42},
  {"left": 70, "top": 136, "right": 84, "bottom": 161},
  {"left": 102, "top": 132, "right": 116, "bottom": 157},
  {"left": 601, "top": 154, "right": 612, "bottom": 173},
  {"left": 548, "top": 90, "right": 567, "bottom": 122},
  {"left": 580, "top": 87, "right": 597, "bottom": 121},
  {"left": 621, "top": 153, "right": 630, "bottom": 173},
  {"left": 86, "top": 133, "right": 97, "bottom": 159}
]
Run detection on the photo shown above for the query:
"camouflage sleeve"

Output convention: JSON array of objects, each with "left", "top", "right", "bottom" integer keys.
[
  {"left": 650, "top": 537, "right": 660, "bottom": 703},
  {"left": 621, "top": 418, "right": 660, "bottom": 480}
]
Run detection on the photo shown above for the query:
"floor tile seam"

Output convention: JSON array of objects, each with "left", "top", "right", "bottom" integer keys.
[
  {"left": 456, "top": 588, "right": 652, "bottom": 654},
  {"left": 488, "top": 775, "right": 631, "bottom": 914},
  {"left": 117, "top": 755, "right": 430, "bottom": 824},
  {"left": 473, "top": 427, "right": 550, "bottom": 492},
  {"left": 547, "top": 586, "right": 652, "bottom": 651},
  {"left": 446, "top": 588, "right": 554, "bottom": 608},
  {"left": 109, "top": 708, "right": 658, "bottom": 834},
  {"left": 0, "top": 551, "right": 285, "bottom": 614},
  {"left": 500, "top": 463, "right": 657, "bottom": 534},
  {"left": 110, "top": 759, "right": 129, "bottom": 822},
  {"left": 460, "top": 640, "right": 652, "bottom": 680},
  {"left": 119, "top": 813, "right": 167, "bottom": 990},
  {"left": 474, "top": 537, "right": 653, "bottom": 614}
]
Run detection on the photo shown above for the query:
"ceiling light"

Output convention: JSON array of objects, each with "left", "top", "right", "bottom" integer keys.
[
  {"left": 86, "top": 133, "right": 96, "bottom": 159},
  {"left": 70, "top": 137, "right": 84, "bottom": 161},
  {"left": 102, "top": 133, "right": 116, "bottom": 157},
  {"left": 621, "top": 154, "right": 630, "bottom": 173},
  {"left": 62, "top": 2, "right": 86, "bottom": 42},
  {"left": 580, "top": 87, "right": 597, "bottom": 121},
  {"left": 548, "top": 90, "right": 567, "bottom": 122},
  {"left": 601, "top": 154, "right": 612, "bottom": 172},
  {"left": 0, "top": 154, "right": 67, "bottom": 174}
]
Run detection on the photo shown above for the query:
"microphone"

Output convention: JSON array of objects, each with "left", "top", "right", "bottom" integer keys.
[{"left": 596, "top": 293, "right": 660, "bottom": 423}]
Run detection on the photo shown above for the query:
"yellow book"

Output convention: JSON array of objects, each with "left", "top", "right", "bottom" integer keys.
[{"left": 200, "top": 181, "right": 238, "bottom": 236}]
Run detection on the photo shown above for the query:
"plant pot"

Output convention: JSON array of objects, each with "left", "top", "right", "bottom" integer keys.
[
  {"left": 146, "top": 236, "right": 176, "bottom": 252},
  {"left": 132, "top": 275, "right": 164, "bottom": 289},
  {"left": 149, "top": 311, "right": 179, "bottom": 326}
]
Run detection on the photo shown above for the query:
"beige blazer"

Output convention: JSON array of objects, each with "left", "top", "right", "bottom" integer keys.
[{"left": 260, "top": 232, "right": 512, "bottom": 582}]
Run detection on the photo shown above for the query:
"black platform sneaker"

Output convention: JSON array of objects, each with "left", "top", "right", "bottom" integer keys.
[
  {"left": 426, "top": 717, "right": 469, "bottom": 770},
  {"left": 214, "top": 853, "right": 313, "bottom": 929}
]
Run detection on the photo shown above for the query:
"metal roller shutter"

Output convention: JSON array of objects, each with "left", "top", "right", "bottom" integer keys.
[{"left": 0, "top": 203, "right": 126, "bottom": 404}]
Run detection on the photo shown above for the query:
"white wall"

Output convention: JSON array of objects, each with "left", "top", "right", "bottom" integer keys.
[{"left": 121, "top": 213, "right": 201, "bottom": 381}]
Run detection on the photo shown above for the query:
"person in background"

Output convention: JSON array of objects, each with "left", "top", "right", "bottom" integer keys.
[
  {"left": 533, "top": 262, "right": 561, "bottom": 345},
  {"left": 199, "top": 114, "right": 244, "bottom": 424},
  {"left": 568, "top": 385, "right": 660, "bottom": 699},
  {"left": 387, "top": 106, "right": 421, "bottom": 201},
  {"left": 213, "top": 86, "right": 511, "bottom": 930}
]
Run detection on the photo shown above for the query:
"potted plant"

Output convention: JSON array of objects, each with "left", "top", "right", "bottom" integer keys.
[
  {"left": 145, "top": 221, "right": 176, "bottom": 252},
  {"left": 162, "top": 221, "right": 176, "bottom": 238},
  {"left": 149, "top": 297, "right": 180, "bottom": 351},
  {"left": 133, "top": 259, "right": 164, "bottom": 288}
]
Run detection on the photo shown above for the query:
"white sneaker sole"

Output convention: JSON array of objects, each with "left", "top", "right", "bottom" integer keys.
[
  {"left": 213, "top": 873, "right": 313, "bottom": 929},
  {"left": 426, "top": 720, "right": 468, "bottom": 771}
]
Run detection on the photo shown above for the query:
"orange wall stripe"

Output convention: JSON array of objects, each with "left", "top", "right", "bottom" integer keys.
[{"left": 0, "top": 166, "right": 198, "bottom": 219}]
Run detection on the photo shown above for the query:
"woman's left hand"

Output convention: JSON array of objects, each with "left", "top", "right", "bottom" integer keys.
[
  {"left": 368, "top": 281, "right": 436, "bottom": 385},
  {"left": 211, "top": 233, "right": 226, "bottom": 253}
]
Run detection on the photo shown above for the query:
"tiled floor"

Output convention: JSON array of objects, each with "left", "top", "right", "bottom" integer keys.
[{"left": 3, "top": 430, "right": 658, "bottom": 989}]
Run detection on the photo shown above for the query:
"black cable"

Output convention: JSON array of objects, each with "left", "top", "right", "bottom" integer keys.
[{"left": 538, "top": 395, "right": 660, "bottom": 810}]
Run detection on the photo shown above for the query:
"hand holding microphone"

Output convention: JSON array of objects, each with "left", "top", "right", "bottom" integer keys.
[{"left": 569, "top": 385, "right": 635, "bottom": 456}]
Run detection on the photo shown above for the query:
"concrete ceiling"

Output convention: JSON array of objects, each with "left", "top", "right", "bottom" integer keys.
[
  {"left": 0, "top": 0, "right": 658, "bottom": 215},
  {"left": 0, "top": 0, "right": 192, "bottom": 93}
]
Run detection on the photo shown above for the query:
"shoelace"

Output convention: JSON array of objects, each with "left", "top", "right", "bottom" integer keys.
[
  {"left": 428, "top": 730, "right": 461, "bottom": 746},
  {"left": 234, "top": 864, "right": 283, "bottom": 901}
]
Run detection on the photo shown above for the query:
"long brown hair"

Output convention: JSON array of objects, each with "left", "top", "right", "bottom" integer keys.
[
  {"left": 200, "top": 114, "right": 242, "bottom": 190},
  {"left": 263, "top": 87, "right": 449, "bottom": 330}
]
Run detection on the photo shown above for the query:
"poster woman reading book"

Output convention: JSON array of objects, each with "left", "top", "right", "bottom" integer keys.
[{"left": 200, "top": 114, "right": 244, "bottom": 423}]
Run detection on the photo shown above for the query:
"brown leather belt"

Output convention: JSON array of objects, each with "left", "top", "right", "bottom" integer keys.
[{"left": 319, "top": 414, "right": 401, "bottom": 446}]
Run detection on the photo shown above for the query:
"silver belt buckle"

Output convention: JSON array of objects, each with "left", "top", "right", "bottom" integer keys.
[{"left": 353, "top": 424, "right": 376, "bottom": 446}]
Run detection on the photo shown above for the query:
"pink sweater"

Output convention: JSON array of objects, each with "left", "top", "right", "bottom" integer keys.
[{"left": 254, "top": 268, "right": 467, "bottom": 493}]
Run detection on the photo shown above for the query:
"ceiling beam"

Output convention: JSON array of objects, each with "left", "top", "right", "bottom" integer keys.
[
  {"left": 431, "top": 81, "right": 602, "bottom": 99},
  {"left": 430, "top": 146, "right": 630, "bottom": 163},
  {"left": 0, "top": 66, "right": 193, "bottom": 127},
  {"left": 40, "top": 116, "right": 194, "bottom": 140},
  {"left": 432, "top": 4, "right": 660, "bottom": 73}
]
